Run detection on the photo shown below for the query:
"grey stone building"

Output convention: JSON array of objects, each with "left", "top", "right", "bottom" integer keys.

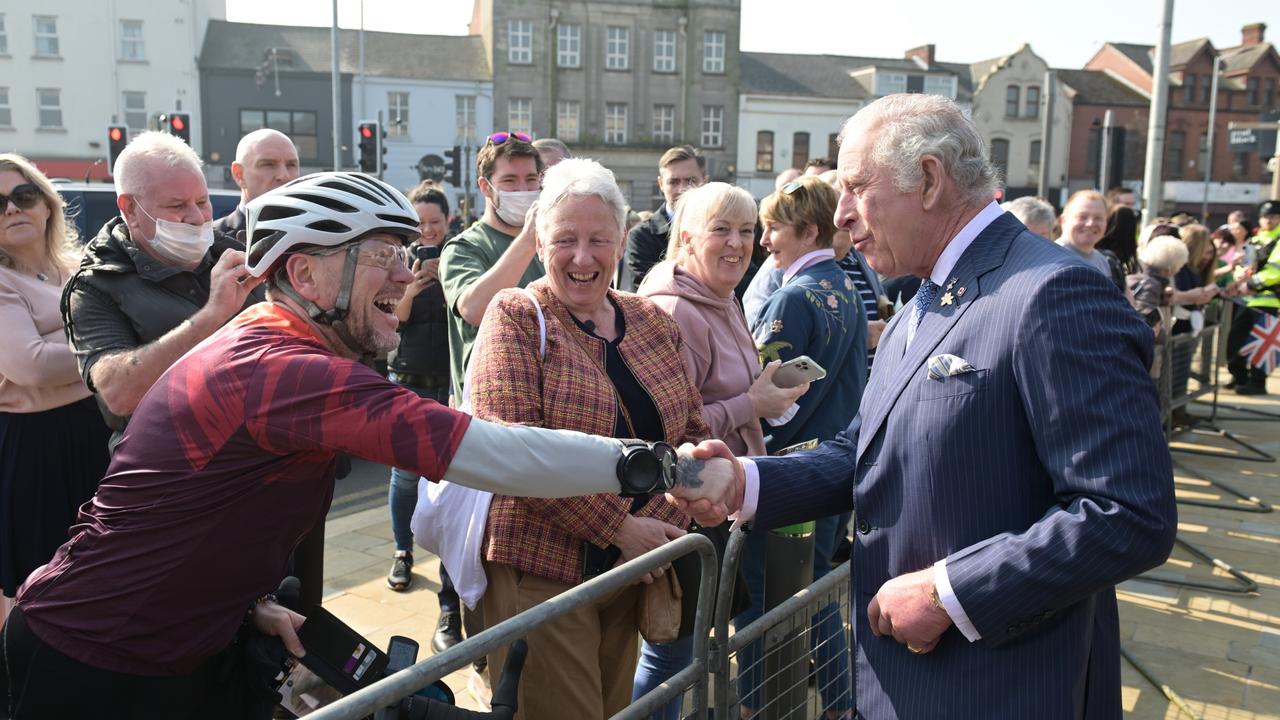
[{"left": 469, "top": 0, "right": 741, "bottom": 211}]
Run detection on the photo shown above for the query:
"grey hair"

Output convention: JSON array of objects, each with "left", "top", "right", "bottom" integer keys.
[
  {"left": 842, "top": 94, "right": 999, "bottom": 207},
  {"left": 536, "top": 158, "right": 627, "bottom": 236},
  {"left": 532, "top": 137, "right": 572, "bottom": 160},
  {"left": 1138, "top": 235, "right": 1189, "bottom": 275},
  {"left": 1002, "top": 196, "right": 1056, "bottom": 232},
  {"left": 113, "top": 130, "right": 204, "bottom": 197}
]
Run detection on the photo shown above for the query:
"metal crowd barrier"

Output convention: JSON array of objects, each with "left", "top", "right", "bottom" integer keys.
[{"left": 306, "top": 533, "right": 718, "bottom": 720}]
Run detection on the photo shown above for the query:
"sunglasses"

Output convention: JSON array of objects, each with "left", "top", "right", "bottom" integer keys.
[
  {"left": 781, "top": 180, "right": 805, "bottom": 195},
  {"left": 486, "top": 131, "right": 533, "bottom": 146},
  {"left": 0, "top": 184, "right": 41, "bottom": 212}
]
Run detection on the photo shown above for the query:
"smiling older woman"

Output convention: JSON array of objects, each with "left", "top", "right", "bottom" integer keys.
[
  {"left": 0, "top": 154, "right": 110, "bottom": 618},
  {"left": 467, "top": 158, "right": 709, "bottom": 719}
]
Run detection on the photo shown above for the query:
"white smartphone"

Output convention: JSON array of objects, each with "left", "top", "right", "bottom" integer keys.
[{"left": 773, "top": 355, "right": 827, "bottom": 388}]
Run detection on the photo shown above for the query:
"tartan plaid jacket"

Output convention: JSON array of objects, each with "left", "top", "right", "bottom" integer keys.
[{"left": 470, "top": 279, "right": 707, "bottom": 585}]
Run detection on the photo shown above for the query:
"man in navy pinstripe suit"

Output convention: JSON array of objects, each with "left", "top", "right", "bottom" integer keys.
[{"left": 670, "top": 94, "right": 1176, "bottom": 718}]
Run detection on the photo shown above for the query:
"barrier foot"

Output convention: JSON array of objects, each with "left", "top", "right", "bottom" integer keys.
[
  {"left": 1135, "top": 537, "right": 1259, "bottom": 595},
  {"left": 1172, "top": 459, "right": 1273, "bottom": 514},
  {"left": 1191, "top": 399, "right": 1280, "bottom": 422},
  {"left": 1170, "top": 421, "right": 1276, "bottom": 463},
  {"left": 1120, "top": 644, "right": 1203, "bottom": 720}
]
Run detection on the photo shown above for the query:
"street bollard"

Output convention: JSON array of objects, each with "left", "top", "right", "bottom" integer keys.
[{"left": 762, "top": 520, "right": 815, "bottom": 720}]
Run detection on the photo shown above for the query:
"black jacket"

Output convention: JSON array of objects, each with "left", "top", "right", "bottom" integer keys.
[
  {"left": 212, "top": 207, "right": 246, "bottom": 245},
  {"left": 619, "top": 204, "right": 671, "bottom": 292}
]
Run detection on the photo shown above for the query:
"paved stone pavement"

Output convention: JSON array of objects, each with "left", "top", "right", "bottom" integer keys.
[{"left": 321, "top": 392, "right": 1280, "bottom": 718}]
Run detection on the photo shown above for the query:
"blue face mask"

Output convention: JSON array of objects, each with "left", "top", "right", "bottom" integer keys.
[{"left": 137, "top": 203, "right": 214, "bottom": 266}]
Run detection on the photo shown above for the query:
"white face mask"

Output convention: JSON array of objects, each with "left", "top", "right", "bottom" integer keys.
[
  {"left": 494, "top": 189, "right": 540, "bottom": 227},
  {"left": 137, "top": 204, "right": 214, "bottom": 267}
]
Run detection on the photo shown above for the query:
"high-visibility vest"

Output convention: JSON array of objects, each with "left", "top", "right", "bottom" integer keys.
[{"left": 1246, "top": 225, "right": 1280, "bottom": 309}]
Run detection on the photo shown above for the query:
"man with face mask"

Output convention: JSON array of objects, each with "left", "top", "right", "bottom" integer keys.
[
  {"left": 440, "top": 131, "right": 545, "bottom": 400},
  {"left": 61, "top": 131, "right": 264, "bottom": 449}
]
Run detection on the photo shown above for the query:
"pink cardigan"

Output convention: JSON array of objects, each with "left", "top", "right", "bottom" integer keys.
[{"left": 0, "top": 267, "right": 90, "bottom": 413}]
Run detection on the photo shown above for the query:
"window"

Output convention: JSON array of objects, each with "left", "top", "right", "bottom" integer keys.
[
  {"left": 653, "top": 30, "right": 676, "bottom": 73},
  {"left": 456, "top": 95, "right": 476, "bottom": 143},
  {"left": 989, "top": 138, "right": 1009, "bottom": 179},
  {"left": 0, "top": 88, "right": 10, "bottom": 127},
  {"left": 606, "top": 27, "right": 629, "bottom": 70},
  {"left": 1183, "top": 74, "right": 1196, "bottom": 104},
  {"left": 238, "top": 109, "right": 318, "bottom": 160},
  {"left": 508, "top": 20, "right": 532, "bottom": 65},
  {"left": 700, "top": 106, "right": 723, "bottom": 148},
  {"left": 756, "top": 131, "right": 774, "bottom": 173},
  {"left": 1166, "top": 130, "right": 1185, "bottom": 179},
  {"left": 1025, "top": 85, "right": 1040, "bottom": 118},
  {"left": 1266, "top": 79, "right": 1277, "bottom": 109},
  {"left": 37, "top": 88, "right": 61, "bottom": 128},
  {"left": 1029, "top": 139, "right": 1042, "bottom": 169},
  {"left": 876, "top": 73, "right": 906, "bottom": 95},
  {"left": 556, "top": 100, "right": 580, "bottom": 142},
  {"left": 122, "top": 91, "right": 146, "bottom": 131},
  {"left": 1202, "top": 76, "right": 1212, "bottom": 103},
  {"left": 653, "top": 104, "right": 675, "bottom": 143},
  {"left": 1247, "top": 78, "right": 1259, "bottom": 106},
  {"left": 1197, "top": 132, "right": 1209, "bottom": 175},
  {"left": 792, "top": 132, "right": 810, "bottom": 169},
  {"left": 606, "top": 103, "right": 628, "bottom": 144},
  {"left": 924, "top": 75, "right": 956, "bottom": 98},
  {"left": 1005, "top": 86, "right": 1020, "bottom": 118},
  {"left": 1232, "top": 152, "right": 1249, "bottom": 179},
  {"left": 119, "top": 20, "right": 144, "bottom": 61},
  {"left": 828, "top": 133, "right": 840, "bottom": 161},
  {"left": 33, "top": 15, "right": 58, "bottom": 57},
  {"left": 508, "top": 98, "right": 532, "bottom": 135},
  {"left": 387, "top": 91, "right": 409, "bottom": 137},
  {"left": 703, "top": 30, "right": 725, "bottom": 73},
  {"left": 0, "top": 14, "right": 8, "bottom": 55},
  {"left": 906, "top": 75, "right": 925, "bottom": 93},
  {"left": 557, "top": 24, "right": 580, "bottom": 68}
]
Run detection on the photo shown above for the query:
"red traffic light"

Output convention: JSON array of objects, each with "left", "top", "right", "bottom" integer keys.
[
  {"left": 360, "top": 125, "right": 374, "bottom": 139},
  {"left": 171, "top": 115, "right": 186, "bottom": 131},
  {"left": 109, "top": 127, "right": 124, "bottom": 142}
]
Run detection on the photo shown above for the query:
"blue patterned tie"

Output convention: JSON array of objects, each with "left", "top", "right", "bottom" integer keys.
[{"left": 907, "top": 279, "right": 939, "bottom": 347}]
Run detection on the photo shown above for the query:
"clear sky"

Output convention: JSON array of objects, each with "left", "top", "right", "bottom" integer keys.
[{"left": 225, "top": 0, "right": 1276, "bottom": 69}]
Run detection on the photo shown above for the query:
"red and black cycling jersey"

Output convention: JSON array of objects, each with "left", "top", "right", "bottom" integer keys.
[{"left": 18, "top": 303, "right": 470, "bottom": 675}]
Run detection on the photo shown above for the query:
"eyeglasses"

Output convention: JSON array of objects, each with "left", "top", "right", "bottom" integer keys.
[
  {"left": 355, "top": 241, "right": 411, "bottom": 271},
  {"left": 0, "top": 184, "right": 41, "bottom": 213},
  {"left": 486, "top": 131, "right": 533, "bottom": 146}
]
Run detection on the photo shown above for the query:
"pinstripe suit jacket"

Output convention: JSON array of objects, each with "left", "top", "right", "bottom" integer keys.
[{"left": 752, "top": 213, "right": 1177, "bottom": 719}]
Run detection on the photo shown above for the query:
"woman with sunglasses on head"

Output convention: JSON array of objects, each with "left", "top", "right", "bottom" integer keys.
[{"left": 0, "top": 154, "right": 111, "bottom": 619}]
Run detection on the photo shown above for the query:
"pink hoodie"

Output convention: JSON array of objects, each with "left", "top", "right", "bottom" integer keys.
[{"left": 638, "top": 262, "right": 766, "bottom": 456}]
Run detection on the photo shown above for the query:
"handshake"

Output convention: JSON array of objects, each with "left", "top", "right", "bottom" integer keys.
[{"left": 662, "top": 440, "right": 747, "bottom": 527}]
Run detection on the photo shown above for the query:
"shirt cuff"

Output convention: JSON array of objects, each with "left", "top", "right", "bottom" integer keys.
[
  {"left": 934, "top": 559, "right": 981, "bottom": 642},
  {"left": 728, "top": 458, "right": 760, "bottom": 532},
  {"left": 766, "top": 402, "right": 800, "bottom": 426}
]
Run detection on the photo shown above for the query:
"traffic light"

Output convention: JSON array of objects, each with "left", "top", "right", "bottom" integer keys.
[
  {"left": 358, "top": 121, "right": 379, "bottom": 175},
  {"left": 444, "top": 145, "right": 462, "bottom": 186},
  {"left": 167, "top": 112, "right": 191, "bottom": 145},
  {"left": 107, "top": 125, "right": 128, "bottom": 174}
]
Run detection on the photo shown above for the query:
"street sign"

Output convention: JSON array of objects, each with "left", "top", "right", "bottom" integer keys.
[
  {"left": 417, "top": 154, "right": 446, "bottom": 182},
  {"left": 1228, "top": 128, "right": 1258, "bottom": 153}
]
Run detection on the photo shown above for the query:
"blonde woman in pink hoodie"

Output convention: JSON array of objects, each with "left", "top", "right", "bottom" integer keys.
[{"left": 635, "top": 182, "right": 806, "bottom": 719}]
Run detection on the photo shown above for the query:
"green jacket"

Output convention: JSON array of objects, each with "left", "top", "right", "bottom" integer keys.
[{"left": 1246, "top": 225, "right": 1280, "bottom": 309}]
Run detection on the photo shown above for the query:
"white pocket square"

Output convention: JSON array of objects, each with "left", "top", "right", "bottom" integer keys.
[{"left": 927, "top": 354, "right": 976, "bottom": 381}]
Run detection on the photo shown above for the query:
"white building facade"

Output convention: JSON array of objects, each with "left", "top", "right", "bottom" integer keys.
[{"left": 0, "top": 0, "right": 224, "bottom": 178}]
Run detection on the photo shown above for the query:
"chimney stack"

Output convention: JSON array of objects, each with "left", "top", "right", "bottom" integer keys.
[
  {"left": 1242, "top": 22, "right": 1266, "bottom": 47},
  {"left": 905, "top": 44, "right": 936, "bottom": 69}
]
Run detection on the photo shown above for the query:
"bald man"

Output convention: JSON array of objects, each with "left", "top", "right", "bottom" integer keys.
[{"left": 213, "top": 129, "right": 300, "bottom": 239}]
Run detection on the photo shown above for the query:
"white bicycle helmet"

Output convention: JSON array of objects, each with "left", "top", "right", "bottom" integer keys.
[{"left": 244, "top": 171, "right": 419, "bottom": 277}]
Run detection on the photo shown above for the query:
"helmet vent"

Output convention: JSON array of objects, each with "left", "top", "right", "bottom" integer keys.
[
  {"left": 291, "top": 193, "right": 357, "bottom": 213},
  {"left": 307, "top": 219, "right": 353, "bottom": 233}
]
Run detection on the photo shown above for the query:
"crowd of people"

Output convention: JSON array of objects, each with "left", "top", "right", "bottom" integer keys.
[{"left": 0, "top": 89, "right": 1277, "bottom": 719}]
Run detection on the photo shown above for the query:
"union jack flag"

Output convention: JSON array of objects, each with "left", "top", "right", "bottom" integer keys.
[{"left": 1240, "top": 313, "right": 1280, "bottom": 372}]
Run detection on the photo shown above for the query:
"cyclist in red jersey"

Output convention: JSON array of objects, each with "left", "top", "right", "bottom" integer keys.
[{"left": 1, "top": 172, "right": 737, "bottom": 719}]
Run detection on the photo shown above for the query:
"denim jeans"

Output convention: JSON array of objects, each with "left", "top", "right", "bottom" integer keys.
[
  {"left": 386, "top": 378, "right": 454, "bottom": 612},
  {"left": 631, "top": 635, "right": 693, "bottom": 720},
  {"left": 734, "top": 514, "right": 851, "bottom": 715}
]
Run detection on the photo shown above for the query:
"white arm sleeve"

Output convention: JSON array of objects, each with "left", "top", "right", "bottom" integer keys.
[{"left": 442, "top": 417, "right": 624, "bottom": 497}]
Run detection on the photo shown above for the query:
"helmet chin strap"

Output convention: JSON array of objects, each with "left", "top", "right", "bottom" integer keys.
[{"left": 275, "top": 244, "right": 376, "bottom": 364}]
